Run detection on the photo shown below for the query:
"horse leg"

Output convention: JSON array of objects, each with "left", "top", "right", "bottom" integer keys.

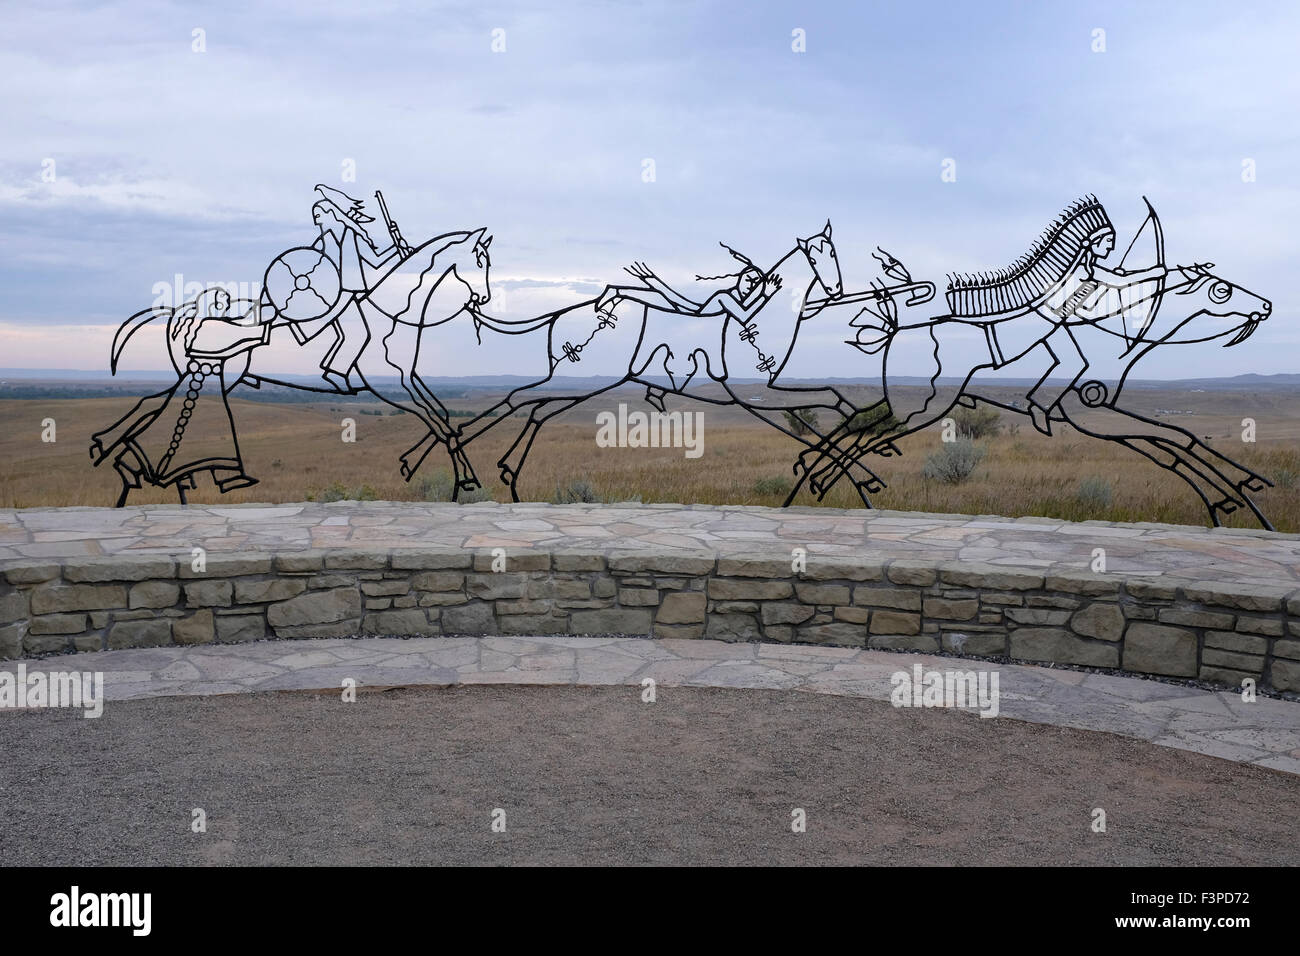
[
  {"left": 393, "top": 375, "right": 458, "bottom": 480},
  {"left": 395, "top": 418, "right": 478, "bottom": 495},
  {"left": 1116, "top": 437, "right": 1229, "bottom": 527},
  {"left": 765, "top": 381, "right": 859, "bottom": 420},
  {"left": 408, "top": 368, "right": 473, "bottom": 474},
  {"left": 806, "top": 381, "right": 964, "bottom": 497},
  {"left": 499, "top": 380, "right": 632, "bottom": 498},
  {"left": 1078, "top": 400, "right": 1271, "bottom": 497},
  {"left": 802, "top": 400, "right": 897, "bottom": 496},
  {"left": 784, "top": 420, "right": 862, "bottom": 505},
  {"left": 501, "top": 418, "right": 548, "bottom": 502},
  {"left": 394, "top": 395, "right": 478, "bottom": 489},
  {"left": 787, "top": 327, "right": 945, "bottom": 495},
  {"left": 374, "top": 322, "right": 471, "bottom": 483},
  {"left": 784, "top": 419, "right": 925, "bottom": 508},
  {"left": 497, "top": 422, "right": 535, "bottom": 498},
  {"left": 1052, "top": 400, "right": 1266, "bottom": 528},
  {"left": 717, "top": 381, "right": 889, "bottom": 497},
  {"left": 1140, "top": 435, "right": 1270, "bottom": 527},
  {"left": 1139, "top": 438, "right": 1269, "bottom": 528},
  {"left": 496, "top": 397, "right": 574, "bottom": 496},
  {"left": 784, "top": 418, "right": 878, "bottom": 505}
]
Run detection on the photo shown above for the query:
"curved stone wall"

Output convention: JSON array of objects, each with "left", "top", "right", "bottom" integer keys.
[{"left": 2, "top": 502, "right": 1298, "bottom": 693}]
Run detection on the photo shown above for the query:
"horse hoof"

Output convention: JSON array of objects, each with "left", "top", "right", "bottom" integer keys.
[
  {"left": 1243, "top": 478, "right": 1268, "bottom": 493},
  {"left": 1213, "top": 498, "right": 1239, "bottom": 516}
]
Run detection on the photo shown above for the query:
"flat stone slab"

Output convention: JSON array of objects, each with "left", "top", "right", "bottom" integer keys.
[
  {"left": 3, "top": 501, "right": 1300, "bottom": 588},
  {"left": 4, "top": 635, "right": 1297, "bottom": 776}
]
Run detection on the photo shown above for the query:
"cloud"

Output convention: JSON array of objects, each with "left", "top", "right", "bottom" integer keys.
[{"left": 1, "top": 0, "right": 1295, "bottom": 379}]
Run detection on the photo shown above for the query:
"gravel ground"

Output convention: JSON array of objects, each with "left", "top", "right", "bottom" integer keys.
[{"left": 2, "top": 684, "right": 1296, "bottom": 866}]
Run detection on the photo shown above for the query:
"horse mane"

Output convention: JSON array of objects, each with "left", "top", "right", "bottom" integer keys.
[
  {"left": 945, "top": 196, "right": 1110, "bottom": 317},
  {"left": 388, "top": 230, "right": 482, "bottom": 320},
  {"left": 419, "top": 230, "right": 477, "bottom": 261}
]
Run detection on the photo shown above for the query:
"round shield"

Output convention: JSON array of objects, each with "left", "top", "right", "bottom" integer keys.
[{"left": 263, "top": 247, "right": 341, "bottom": 321}]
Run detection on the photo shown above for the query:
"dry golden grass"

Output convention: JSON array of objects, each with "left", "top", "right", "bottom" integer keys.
[{"left": 3, "top": 389, "right": 1299, "bottom": 532}]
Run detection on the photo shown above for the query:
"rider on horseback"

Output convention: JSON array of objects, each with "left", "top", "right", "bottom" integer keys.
[
  {"left": 298, "top": 185, "right": 400, "bottom": 391},
  {"left": 948, "top": 196, "right": 1167, "bottom": 434},
  {"left": 595, "top": 242, "right": 784, "bottom": 374}
]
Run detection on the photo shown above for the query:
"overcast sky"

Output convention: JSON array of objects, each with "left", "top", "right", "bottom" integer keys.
[{"left": 1, "top": 0, "right": 1295, "bottom": 377}]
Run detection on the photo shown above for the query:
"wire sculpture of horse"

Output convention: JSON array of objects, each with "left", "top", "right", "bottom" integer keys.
[
  {"left": 410, "top": 222, "right": 912, "bottom": 500},
  {"left": 247, "top": 228, "right": 495, "bottom": 495},
  {"left": 790, "top": 263, "right": 1275, "bottom": 527}
]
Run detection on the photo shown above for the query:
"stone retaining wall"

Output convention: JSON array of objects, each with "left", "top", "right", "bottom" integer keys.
[{"left": 3, "top": 547, "right": 1299, "bottom": 694}]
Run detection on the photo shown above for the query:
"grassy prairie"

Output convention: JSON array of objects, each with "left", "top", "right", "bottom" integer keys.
[{"left": 2, "top": 384, "right": 1299, "bottom": 531}]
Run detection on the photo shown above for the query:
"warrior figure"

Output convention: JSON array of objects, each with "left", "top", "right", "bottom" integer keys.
[
  {"left": 946, "top": 196, "right": 1167, "bottom": 434},
  {"left": 595, "top": 243, "right": 784, "bottom": 374},
  {"left": 296, "top": 185, "right": 400, "bottom": 391}
]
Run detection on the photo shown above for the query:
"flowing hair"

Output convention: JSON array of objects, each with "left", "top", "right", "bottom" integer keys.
[
  {"left": 313, "top": 188, "right": 382, "bottom": 250},
  {"left": 695, "top": 242, "right": 763, "bottom": 288}
]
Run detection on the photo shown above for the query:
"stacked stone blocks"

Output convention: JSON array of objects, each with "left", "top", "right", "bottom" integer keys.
[{"left": 3, "top": 549, "right": 1299, "bottom": 693}]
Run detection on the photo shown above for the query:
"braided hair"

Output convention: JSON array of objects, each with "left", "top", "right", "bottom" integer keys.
[{"left": 695, "top": 242, "right": 763, "bottom": 284}]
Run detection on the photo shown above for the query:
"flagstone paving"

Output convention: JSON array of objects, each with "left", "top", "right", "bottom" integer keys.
[
  {"left": 4, "top": 635, "right": 1298, "bottom": 776},
  {"left": 3, "top": 500, "right": 1300, "bottom": 587}
]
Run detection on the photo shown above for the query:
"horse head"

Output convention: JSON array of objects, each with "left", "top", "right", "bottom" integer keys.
[
  {"left": 1149, "top": 264, "right": 1271, "bottom": 347},
  {"left": 796, "top": 220, "right": 843, "bottom": 300},
  {"left": 452, "top": 227, "right": 493, "bottom": 310}
]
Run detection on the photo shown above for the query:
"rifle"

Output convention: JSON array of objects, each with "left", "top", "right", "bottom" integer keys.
[{"left": 374, "top": 190, "right": 413, "bottom": 259}]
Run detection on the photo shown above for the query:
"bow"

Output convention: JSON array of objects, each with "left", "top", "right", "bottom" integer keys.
[{"left": 1117, "top": 195, "right": 1165, "bottom": 351}]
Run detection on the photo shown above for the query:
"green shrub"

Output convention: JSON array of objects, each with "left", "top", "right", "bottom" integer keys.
[
  {"left": 782, "top": 409, "right": 819, "bottom": 436},
  {"left": 922, "top": 440, "right": 985, "bottom": 484},
  {"left": 953, "top": 405, "right": 1002, "bottom": 440},
  {"left": 1076, "top": 476, "right": 1114, "bottom": 509},
  {"left": 418, "top": 470, "right": 454, "bottom": 502},
  {"left": 419, "top": 470, "right": 493, "bottom": 503},
  {"left": 838, "top": 403, "right": 899, "bottom": 436},
  {"left": 752, "top": 476, "right": 792, "bottom": 496},
  {"left": 312, "top": 481, "right": 377, "bottom": 503},
  {"left": 552, "top": 479, "right": 602, "bottom": 504}
]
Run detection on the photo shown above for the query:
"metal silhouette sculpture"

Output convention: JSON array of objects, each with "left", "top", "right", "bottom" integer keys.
[
  {"left": 94, "top": 189, "right": 1275, "bottom": 529},
  {"left": 791, "top": 196, "right": 1274, "bottom": 528},
  {"left": 91, "top": 288, "right": 266, "bottom": 505},
  {"left": 96, "top": 186, "right": 492, "bottom": 501}
]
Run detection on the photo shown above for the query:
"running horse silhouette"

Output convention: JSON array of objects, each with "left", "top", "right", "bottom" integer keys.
[
  {"left": 791, "top": 198, "right": 1276, "bottom": 528},
  {"left": 245, "top": 226, "right": 495, "bottom": 494},
  {"left": 417, "top": 222, "right": 934, "bottom": 500},
  {"left": 96, "top": 223, "right": 495, "bottom": 502}
]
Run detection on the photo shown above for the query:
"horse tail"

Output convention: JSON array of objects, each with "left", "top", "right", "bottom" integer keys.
[
  {"left": 110, "top": 307, "right": 172, "bottom": 375},
  {"left": 847, "top": 303, "right": 897, "bottom": 355}
]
